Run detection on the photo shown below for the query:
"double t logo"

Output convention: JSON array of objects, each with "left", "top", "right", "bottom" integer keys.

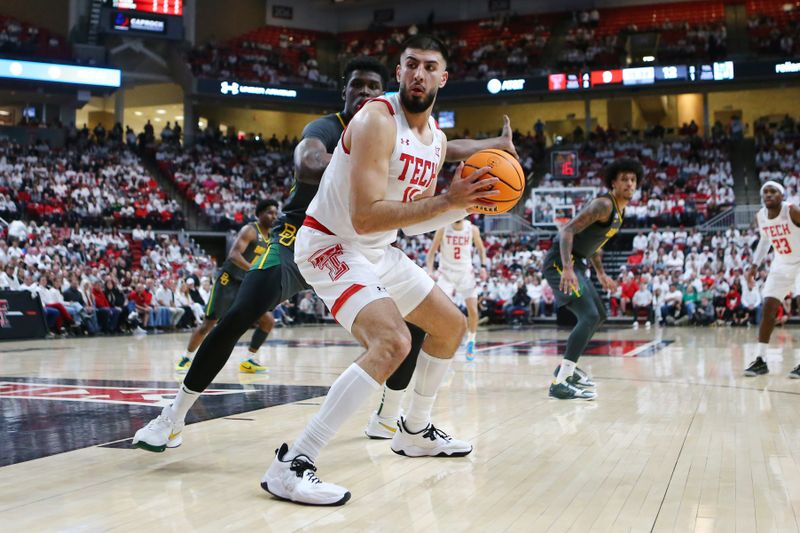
[{"left": 309, "top": 244, "right": 349, "bottom": 282}]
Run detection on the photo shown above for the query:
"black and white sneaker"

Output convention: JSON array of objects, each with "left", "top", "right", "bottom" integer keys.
[
  {"left": 553, "top": 365, "right": 596, "bottom": 388},
  {"left": 744, "top": 357, "right": 769, "bottom": 377},
  {"left": 788, "top": 364, "right": 800, "bottom": 379},
  {"left": 549, "top": 381, "right": 596, "bottom": 400},
  {"left": 390, "top": 417, "right": 472, "bottom": 457},
  {"left": 260, "top": 443, "right": 351, "bottom": 506}
]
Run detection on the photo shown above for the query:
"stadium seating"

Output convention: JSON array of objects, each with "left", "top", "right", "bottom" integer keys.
[
  {"left": 0, "top": 219, "right": 217, "bottom": 335},
  {"left": 155, "top": 135, "right": 295, "bottom": 230},
  {"left": 747, "top": 0, "right": 800, "bottom": 56},
  {"left": 0, "top": 137, "right": 184, "bottom": 229},
  {"left": 535, "top": 136, "right": 734, "bottom": 227},
  {"left": 0, "top": 15, "right": 70, "bottom": 60}
]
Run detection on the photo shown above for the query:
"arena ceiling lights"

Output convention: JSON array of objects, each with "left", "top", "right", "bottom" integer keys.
[{"left": 0, "top": 59, "right": 121, "bottom": 88}]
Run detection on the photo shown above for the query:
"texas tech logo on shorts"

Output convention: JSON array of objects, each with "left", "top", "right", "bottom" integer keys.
[{"left": 309, "top": 244, "right": 349, "bottom": 282}]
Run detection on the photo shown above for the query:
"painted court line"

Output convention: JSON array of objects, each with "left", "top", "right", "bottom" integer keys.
[{"left": 624, "top": 340, "right": 660, "bottom": 357}]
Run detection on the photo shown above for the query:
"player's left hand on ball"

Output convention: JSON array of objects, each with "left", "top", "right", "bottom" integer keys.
[{"left": 500, "top": 115, "right": 520, "bottom": 160}]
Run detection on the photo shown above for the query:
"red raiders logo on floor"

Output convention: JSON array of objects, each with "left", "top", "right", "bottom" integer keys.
[{"left": 0, "top": 382, "right": 244, "bottom": 407}]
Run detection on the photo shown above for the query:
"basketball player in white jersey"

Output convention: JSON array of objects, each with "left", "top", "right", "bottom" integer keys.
[
  {"left": 744, "top": 181, "right": 800, "bottom": 377},
  {"left": 259, "top": 35, "right": 498, "bottom": 506},
  {"left": 427, "top": 218, "right": 487, "bottom": 360}
]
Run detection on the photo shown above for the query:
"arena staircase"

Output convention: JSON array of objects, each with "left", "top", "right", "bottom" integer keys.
[
  {"left": 138, "top": 152, "right": 213, "bottom": 232},
  {"left": 731, "top": 137, "right": 759, "bottom": 204},
  {"left": 540, "top": 16, "right": 577, "bottom": 70},
  {"left": 86, "top": 0, "right": 104, "bottom": 46}
]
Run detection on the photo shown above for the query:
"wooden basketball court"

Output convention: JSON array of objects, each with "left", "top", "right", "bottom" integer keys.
[{"left": 2, "top": 324, "right": 800, "bottom": 532}]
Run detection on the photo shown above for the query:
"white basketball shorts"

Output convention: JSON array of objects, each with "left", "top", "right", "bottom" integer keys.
[
  {"left": 763, "top": 262, "right": 800, "bottom": 301},
  {"left": 436, "top": 268, "right": 478, "bottom": 302},
  {"left": 295, "top": 221, "right": 435, "bottom": 333}
]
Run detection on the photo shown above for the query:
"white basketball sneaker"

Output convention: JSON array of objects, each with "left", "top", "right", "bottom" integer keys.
[
  {"left": 132, "top": 406, "right": 184, "bottom": 452},
  {"left": 390, "top": 417, "right": 473, "bottom": 457},
  {"left": 260, "top": 443, "right": 351, "bottom": 506},
  {"left": 364, "top": 411, "right": 400, "bottom": 439}
]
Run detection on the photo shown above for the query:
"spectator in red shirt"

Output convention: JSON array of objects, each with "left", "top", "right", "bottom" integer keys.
[
  {"left": 620, "top": 275, "right": 640, "bottom": 316},
  {"left": 128, "top": 283, "right": 152, "bottom": 329},
  {"left": 93, "top": 280, "right": 120, "bottom": 333}
]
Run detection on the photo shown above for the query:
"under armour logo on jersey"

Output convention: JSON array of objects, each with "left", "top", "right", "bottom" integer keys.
[
  {"left": 401, "top": 138, "right": 410, "bottom": 146},
  {"left": 309, "top": 244, "right": 349, "bottom": 282}
]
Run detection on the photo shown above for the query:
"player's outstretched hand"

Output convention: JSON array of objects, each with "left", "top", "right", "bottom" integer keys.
[
  {"left": 446, "top": 162, "right": 499, "bottom": 210},
  {"left": 559, "top": 267, "right": 579, "bottom": 295},
  {"left": 500, "top": 115, "right": 519, "bottom": 160}
]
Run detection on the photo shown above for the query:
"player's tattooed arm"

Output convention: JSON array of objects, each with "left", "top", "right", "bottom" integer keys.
[
  {"left": 293, "top": 137, "right": 333, "bottom": 185},
  {"left": 558, "top": 197, "right": 612, "bottom": 294},
  {"left": 446, "top": 115, "right": 519, "bottom": 161},
  {"left": 559, "top": 197, "right": 613, "bottom": 269}
]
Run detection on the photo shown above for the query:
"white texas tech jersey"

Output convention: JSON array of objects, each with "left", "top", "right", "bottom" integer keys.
[
  {"left": 305, "top": 92, "right": 444, "bottom": 249},
  {"left": 439, "top": 220, "right": 474, "bottom": 271},
  {"left": 757, "top": 202, "right": 800, "bottom": 266}
]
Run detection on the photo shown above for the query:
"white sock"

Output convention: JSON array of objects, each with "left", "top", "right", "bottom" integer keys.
[
  {"left": 184, "top": 348, "right": 196, "bottom": 361},
  {"left": 377, "top": 386, "right": 404, "bottom": 419},
  {"left": 756, "top": 342, "right": 769, "bottom": 359},
  {"left": 290, "top": 363, "right": 379, "bottom": 462},
  {"left": 168, "top": 384, "right": 200, "bottom": 422},
  {"left": 555, "top": 359, "right": 577, "bottom": 384},
  {"left": 467, "top": 331, "right": 476, "bottom": 344},
  {"left": 405, "top": 351, "right": 451, "bottom": 433}
]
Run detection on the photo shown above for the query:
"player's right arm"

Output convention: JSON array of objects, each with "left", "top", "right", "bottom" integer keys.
[
  {"left": 227, "top": 224, "right": 258, "bottom": 271},
  {"left": 558, "top": 197, "right": 613, "bottom": 294},
  {"left": 348, "top": 102, "right": 498, "bottom": 234},
  {"left": 426, "top": 228, "right": 444, "bottom": 275},
  {"left": 293, "top": 138, "right": 332, "bottom": 185},
  {"left": 473, "top": 226, "right": 487, "bottom": 266}
]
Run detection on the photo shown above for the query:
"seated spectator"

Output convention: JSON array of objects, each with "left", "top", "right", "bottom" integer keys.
[
  {"left": 632, "top": 284, "right": 653, "bottom": 325},
  {"left": 505, "top": 281, "right": 532, "bottom": 324},
  {"left": 692, "top": 296, "right": 716, "bottom": 326}
]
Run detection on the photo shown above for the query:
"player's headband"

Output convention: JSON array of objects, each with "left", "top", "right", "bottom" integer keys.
[{"left": 760, "top": 180, "right": 785, "bottom": 197}]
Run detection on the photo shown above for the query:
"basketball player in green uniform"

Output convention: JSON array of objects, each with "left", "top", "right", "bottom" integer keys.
[
  {"left": 175, "top": 199, "right": 279, "bottom": 373},
  {"left": 542, "top": 159, "right": 642, "bottom": 400}
]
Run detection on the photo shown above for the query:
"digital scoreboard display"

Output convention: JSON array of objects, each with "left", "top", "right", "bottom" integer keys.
[
  {"left": 109, "top": 0, "right": 182, "bottom": 16},
  {"left": 551, "top": 151, "right": 579, "bottom": 179}
]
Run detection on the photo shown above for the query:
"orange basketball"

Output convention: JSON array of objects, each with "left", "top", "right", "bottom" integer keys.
[{"left": 461, "top": 149, "right": 525, "bottom": 215}]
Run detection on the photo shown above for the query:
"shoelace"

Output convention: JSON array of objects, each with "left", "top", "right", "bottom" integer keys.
[
  {"left": 289, "top": 457, "right": 322, "bottom": 484},
  {"left": 422, "top": 424, "right": 451, "bottom": 442},
  {"left": 147, "top": 415, "right": 169, "bottom": 429}
]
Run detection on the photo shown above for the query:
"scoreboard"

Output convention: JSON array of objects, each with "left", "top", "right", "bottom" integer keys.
[
  {"left": 551, "top": 151, "right": 579, "bottom": 180},
  {"left": 109, "top": 0, "right": 183, "bottom": 16},
  {"left": 101, "top": 0, "right": 183, "bottom": 39}
]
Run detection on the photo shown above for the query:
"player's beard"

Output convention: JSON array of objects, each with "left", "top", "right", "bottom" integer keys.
[{"left": 399, "top": 83, "right": 437, "bottom": 113}]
